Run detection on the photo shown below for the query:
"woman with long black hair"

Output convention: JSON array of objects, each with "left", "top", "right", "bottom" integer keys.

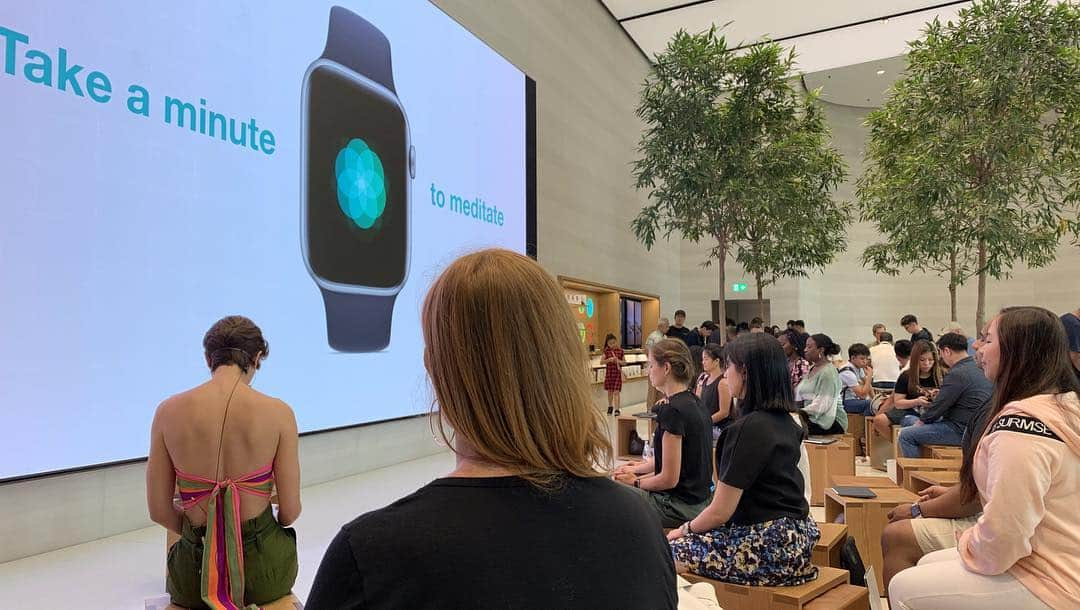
[{"left": 667, "top": 333, "right": 819, "bottom": 587}]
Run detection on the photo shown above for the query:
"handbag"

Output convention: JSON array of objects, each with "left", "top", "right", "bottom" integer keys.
[{"left": 628, "top": 429, "right": 645, "bottom": 456}]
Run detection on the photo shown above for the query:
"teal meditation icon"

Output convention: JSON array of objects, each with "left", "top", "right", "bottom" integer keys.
[{"left": 335, "top": 138, "right": 387, "bottom": 229}]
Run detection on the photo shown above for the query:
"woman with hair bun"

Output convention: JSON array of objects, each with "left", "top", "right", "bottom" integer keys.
[
  {"left": 614, "top": 338, "right": 714, "bottom": 528},
  {"left": 146, "top": 316, "right": 301, "bottom": 609},
  {"left": 797, "top": 333, "right": 847, "bottom": 435}
]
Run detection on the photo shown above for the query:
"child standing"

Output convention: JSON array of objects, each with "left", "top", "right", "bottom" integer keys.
[{"left": 603, "top": 333, "right": 626, "bottom": 416}]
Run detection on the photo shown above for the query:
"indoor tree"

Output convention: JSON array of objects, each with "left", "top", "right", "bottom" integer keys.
[
  {"left": 857, "top": 0, "right": 1080, "bottom": 331},
  {"left": 632, "top": 27, "right": 848, "bottom": 330}
]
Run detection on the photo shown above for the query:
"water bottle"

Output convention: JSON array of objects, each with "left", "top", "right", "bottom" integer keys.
[{"left": 642, "top": 439, "right": 652, "bottom": 461}]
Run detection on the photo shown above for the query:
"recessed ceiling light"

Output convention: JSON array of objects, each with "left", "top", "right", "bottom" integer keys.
[{"left": 876, "top": 69, "right": 886, "bottom": 75}]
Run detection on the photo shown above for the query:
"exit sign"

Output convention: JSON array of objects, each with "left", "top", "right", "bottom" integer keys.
[{"left": 732, "top": 282, "right": 748, "bottom": 292}]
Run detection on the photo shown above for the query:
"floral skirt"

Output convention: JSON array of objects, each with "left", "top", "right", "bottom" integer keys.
[{"left": 670, "top": 516, "right": 819, "bottom": 587}]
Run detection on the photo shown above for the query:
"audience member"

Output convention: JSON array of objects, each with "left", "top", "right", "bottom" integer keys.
[
  {"left": 895, "top": 339, "right": 913, "bottom": 372},
  {"left": 307, "top": 249, "right": 677, "bottom": 609},
  {"left": 614, "top": 339, "right": 713, "bottom": 528},
  {"left": 874, "top": 340, "right": 944, "bottom": 439},
  {"left": 870, "top": 331, "right": 901, "bottom": 389},
  {"left": 725, "top": 325, "right": 738, "bottom": 344},
  {"left": 148, "top": 316, "right": 301, "bottom": 609},
  {"left": 750, "top": 321, "right": 765, "bottom": 333},
  {"left": 778, "top": 329, "right": 810, "bottom": 392},
  {"left": 647, "top": 318, "right": 670, "bottom": 350},
  {"left": 839, "top": 343, "right": 875, "bottom": 415},
  {"left": 667, "top": 309, "right": 693, "bottom": 344},
  {"left": 602, "top": 333, "right": 626, "bottom": 416},
  {"left": 879, "top": 325, "right": 991, "bottom": 589},
  {"left": 736, "top": 322, "right": 751, "bottom": 336},
  {"left": 872, "top": 323, "right": 887, "bottom": 345},
  {"left": 941, "top": 322, "right": 976, "bottom": 356},
  {"left": 646, "top": 319, "right": 671, "bottom": 409},
  {"left": 901, "top": 314, "right": 933, "bottom": 344},
  {"left": 696, "top": 343, "right": 734, "bottom": 438},
  {"left": 707, "top": 322, "right": 726, "bottom": 346},
  {"left": 898, "top": 333, "right": 992, "bottom": 458},
  {"left": 667, "top": 333, "right": 819, "bottom": 587},
  {"left": 1061, "top": 309, "right": 1080, "bottom": 381},
  {"left": 796, "top": 334, "right": 848, "bottom": 435},
  {"left": 689, "top": 320, "right": 717, "bottom": 347},
  {"left": 889, "top": 306, "right": 1080, "bottom": 609}
]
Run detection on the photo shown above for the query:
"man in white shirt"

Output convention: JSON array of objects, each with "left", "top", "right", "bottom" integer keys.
[{"left": 870, "top": 331, "right": 901, "bottom": 390}]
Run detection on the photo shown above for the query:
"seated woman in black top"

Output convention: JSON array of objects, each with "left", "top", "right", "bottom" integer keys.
[
  {"left": 667, "top": 333, "right": 820, "bottom": 587},
  {"left": 871, "top": 339, "right": 942, "bottom": 438},
  {"left": 696, "top": 343, "right": 734, "bottom": 440},
  {"left": 614, "top": 339, "right": 713, "bottom": 528},
  {"left": 306, "top": 249, "right": 677, "bottom": 610}
]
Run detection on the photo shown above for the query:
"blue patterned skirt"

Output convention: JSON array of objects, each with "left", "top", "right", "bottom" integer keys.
[{"left": 670, "top": 516, "right": 819, "bottom": 586}]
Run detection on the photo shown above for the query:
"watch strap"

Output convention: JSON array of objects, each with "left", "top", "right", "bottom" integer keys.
[
  {"left": 321, "top": 6, "right": 396, "bottom": 93},
  {"left": 320, "top": 287, "right": 395, "bottom": 352}
]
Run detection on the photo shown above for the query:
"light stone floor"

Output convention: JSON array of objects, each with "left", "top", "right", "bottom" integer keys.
[{"left": 0, "top": 404, "right": 891, "bottom": 609}]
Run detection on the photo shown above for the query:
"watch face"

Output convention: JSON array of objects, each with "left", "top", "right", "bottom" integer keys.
[{"left": 304, "top": 63, "right": 407, "bottom": 289}]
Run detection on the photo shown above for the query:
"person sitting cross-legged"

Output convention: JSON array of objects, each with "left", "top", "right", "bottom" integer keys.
[{"left": 667, "top": 333, "right": 820, "bottom": 587}]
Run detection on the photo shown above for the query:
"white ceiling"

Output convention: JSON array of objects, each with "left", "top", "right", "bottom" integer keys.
[{"left": 599, "top": 0, "right": 975, "bottom": 108}]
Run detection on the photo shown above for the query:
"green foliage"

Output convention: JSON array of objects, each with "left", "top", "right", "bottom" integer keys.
[
  {"left": 632, "top": 27, "right": 849, "bottom": 319},
  {"left": 857, "top": 0, "right": 1080, "bottom": 326}
]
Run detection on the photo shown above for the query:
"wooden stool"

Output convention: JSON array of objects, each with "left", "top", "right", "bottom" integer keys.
[
  {"left": 683, "top": 565, "right": 851, "bottom": 610},
  {"left": 930, "top": 446, "right": 962, "bottom": 460},
  {"left": 891, "top": 425, "right": 903, "bottom": 461},
  {"left": 828, "top": 475, "right": 898, "bottom": 489},
  {"left": 805, "top": 439, "right": 855, "bottom": 506},
  {"left": 813, "top": 523, "right": 848, "bottom": 568},
  {"left": 846, "top": 415, "right": 866, "bottom": 456},
  {"left": 805, "top": 584, "right": 870, "bottom": 610},
  {"left": 909, "top": 470, "right": 960, "bottom": 494},
  {"left": 825, "top": 486, "right": 919, "bottom": 591},
  {"left": 866, "top": 425, "right": 899, "bottom": 471},
  {"left": 895, "top": 458, "right": 961, "bottom": 492}
]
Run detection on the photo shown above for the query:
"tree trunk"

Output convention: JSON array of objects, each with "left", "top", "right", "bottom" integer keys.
[
  {"left": 975, "top": 239, "right": 987, "bottom": 333},
  {"left": 949, "top": 250, "right": 958, "bottom": 322},
  {"left": 755, "top": 272, "right": 765, "bottom": 323},
  {"left": 716, "top": 238, "right": 727, "bottom": 344}
]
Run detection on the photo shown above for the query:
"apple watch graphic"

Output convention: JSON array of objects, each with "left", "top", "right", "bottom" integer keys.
[{"left": 301, "top": 6, "right": 415, "bottom": 352}]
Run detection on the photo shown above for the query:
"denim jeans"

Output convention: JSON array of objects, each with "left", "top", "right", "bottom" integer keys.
[
  {"left": 843, "top": 398, "right": 873, "bottom": 415},
  {"left": 899, "top": 421, "right": 964, "bottom": 458}
]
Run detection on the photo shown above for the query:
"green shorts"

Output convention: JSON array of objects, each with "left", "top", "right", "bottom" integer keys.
[
  {"left": 167, "top": 505, "right": 298, "bottom": 609},
  {"left": 631, "top": 486, "right": 711, "bottom": 529}
]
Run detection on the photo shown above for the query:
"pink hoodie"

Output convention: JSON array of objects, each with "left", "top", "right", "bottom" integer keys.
[{"left": 958, "top": 392, "right": 1080, "bottom": 608}]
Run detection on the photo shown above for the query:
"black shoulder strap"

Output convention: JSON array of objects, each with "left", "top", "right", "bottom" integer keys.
[{"left": 988, "top": 414, "right": 1062, "bottom": 442}]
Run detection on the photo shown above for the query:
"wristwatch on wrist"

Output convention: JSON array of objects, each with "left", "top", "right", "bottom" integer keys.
[
  {"left": 910, "top": 502, "right": 922, "bottom": 518},
  {"left": 301, "top": 6, "right": 415, "bottom": 352}
]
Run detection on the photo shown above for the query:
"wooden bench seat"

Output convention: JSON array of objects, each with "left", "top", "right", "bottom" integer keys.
[
  {"left": 805, "top": 438, "right": 855, "bottom": 506},
  {"left": 682, "top": 565, "right": 850, "bottom": 610},
  {"left": 804, "top": 584, "right": 870, "bottom": 610},
  {"left": 909, "top": 470, "right": 960, "bottom": 494},
  {"left": 813, "top": 522, "right": 848, "bottom": 568},
  {"left": 895, "top": 457, "right": 961, "bottom": 491}
]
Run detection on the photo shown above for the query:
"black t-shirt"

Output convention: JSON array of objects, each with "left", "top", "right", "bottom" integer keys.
[
  {"left": 715, "top": 410, "right": 809, "bottom": 526},
  {"left": 666, "top": 325, "right": 692, "bottom": 344},
  {"left": 911, "top": 328, "right": 933, "bottom": 344},
  {"left": 893, "top": 372, "right": 940, "bottom": 399},
  {"left": 652, "top": 391, "right": 713, "bottom": 505},
  {"left": 306, "top": 476, "right": 677, "bottom": 610}
]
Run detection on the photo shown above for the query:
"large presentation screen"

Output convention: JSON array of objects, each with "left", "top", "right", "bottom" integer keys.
[{"left": 0, "top": 1, "right": 531, "bottom": 480}]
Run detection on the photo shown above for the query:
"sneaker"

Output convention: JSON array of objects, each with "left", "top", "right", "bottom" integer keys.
[
  {"left": 613, "top": 409, "right": 621, "bottom": 416},
  {"left": 607, "top": 406, "right": 614, "bottom": 415}
]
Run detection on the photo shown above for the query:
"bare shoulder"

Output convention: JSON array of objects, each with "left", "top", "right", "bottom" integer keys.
[
  {"left": 153, "top": 387, "right": 198, "bottom": 423},
  {"left": 252, "top": 391, "right": 297, "bottom": 426}
]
